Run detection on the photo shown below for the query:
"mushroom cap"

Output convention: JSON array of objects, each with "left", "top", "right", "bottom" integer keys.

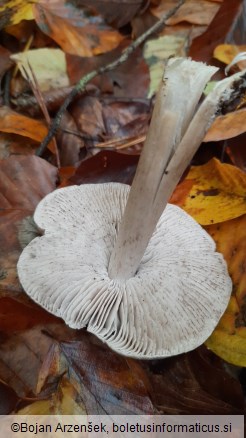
[{"left": 17, "top": 183, "right": 232, "bottom": 359}]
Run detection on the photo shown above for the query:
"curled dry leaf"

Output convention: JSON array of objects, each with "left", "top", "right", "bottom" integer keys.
[
  {"left": 33, "top": 1, "right": 124, "bottom": 57},
  {"left": 205, "top": 215, "right": 246, "bottom": 367},
  {"left": 170, "top": 158, "right": 246, "bottom": 225}
]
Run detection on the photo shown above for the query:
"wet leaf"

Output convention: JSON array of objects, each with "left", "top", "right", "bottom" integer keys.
[
  {"left": 170, "top": 158, "right": 246, "bottom": 225},
  {"left": 205, "top": 215, "right": 246, "bottom": 367},
  {"left": 33, "top": 1, "right": 124, "bottom": 57},
  {"left": 11, "top": 48, "right": 70, "bottom": 92},
  {"left": 204, "top": 109, "right": 246, "bottom": 142}
]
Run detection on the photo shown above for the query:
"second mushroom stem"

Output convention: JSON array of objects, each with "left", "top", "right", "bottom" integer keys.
[{"left": 108, "top": 58, "right": 246, "bottom": 281}]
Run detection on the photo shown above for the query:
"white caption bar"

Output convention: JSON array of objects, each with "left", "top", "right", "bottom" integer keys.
[{"left": 0, "top": 415, "right": 244, "bottom": 437}]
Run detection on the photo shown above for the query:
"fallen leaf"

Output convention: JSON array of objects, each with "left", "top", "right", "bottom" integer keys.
[
  {"left": 213, "top": 44, "right": 246, "bottom": 69},
  {"left": 0, "top": 326, "right": 71, "bottom": 398},
  {"left": 170, "top": 158, "right": 246, "bottom": 225},
  {"left": 148, "top": 347, "right": 245, "bottom": 414},
  {"left": 0, "top": 297, "right": 60, "bottom": 333},
  {"left": 33, "top": 1, "right": 124, "bottom": 57},
  {"left": 0, "top": 106, "right": 47, "bottom": 142},
  {"left": 205, "top": 215, "right": 246, "bottom": 367},
  {"left": 17, "top": 376, "right": 86, "bottom": 414},
  {"left": 77, "top": 0, "right": 143, "bottom": 28},
  {"left": 204, "top": 109, "right": 246, "bottom": 142},
  {"left": 0, "top": 133, "right": 36, "bottom": 159},
  {"left": 144, "top": 35, "right": 187, "bottom": 97},
  {"left": 57, "top": 112, "right": 85, "bottom": 166},
  {"left": 0, "top": 155, "right": 57, "bottom": 296},
  {"left": 0, "top": 0, "right": 36, "bottom": 28},
  {"left": 189, "top": 0, "right": 243, "bottom": 65},
  {"left": 66, "top": 40, "right": 149, "bottom": 98},
  {"left": 151, "top": 0, "right": 220, "bottom": 25},
  {"left": 226, "top": 133, "right": 246, "bottom": 172},
  {"left": 0, "top": 380, "right": 20, "bottom": 414},
  {"left": 67, "top": 151, "right": 139, "bottom": 186},
  {"left": 70, "top": 96, "right": 105, "bottom": 138},
  {"left": 60, "top": 336, "right": 155, "bottom": 414},
  {"left": 11, "top": 48, "right": 70, "bottom": 92}
]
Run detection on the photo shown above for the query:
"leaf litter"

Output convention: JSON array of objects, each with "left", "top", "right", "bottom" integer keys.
[{"left": 0, "top": 0, "right": 245, "bottom": 415}]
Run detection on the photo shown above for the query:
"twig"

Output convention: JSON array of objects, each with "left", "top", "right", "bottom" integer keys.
[{"left": 36, "top": 0, "right": 185, "bottom": 158}]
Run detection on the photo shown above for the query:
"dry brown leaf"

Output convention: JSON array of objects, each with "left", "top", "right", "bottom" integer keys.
[
  {"left": 151, "top": 0, "right": 220, "bottom": 25},
  {"left": 205, "top": 109, "right": 246, "bottom": 142},
  {"left": 0, "top": 155, "right": 57, "bottom": 297},
  {"left": 33, "top": 1, "right": 124, "bottom": 57}
]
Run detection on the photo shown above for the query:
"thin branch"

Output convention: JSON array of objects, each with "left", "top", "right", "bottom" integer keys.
[{"left": 36, "top": 0, "right": 185, "bottom": 157}]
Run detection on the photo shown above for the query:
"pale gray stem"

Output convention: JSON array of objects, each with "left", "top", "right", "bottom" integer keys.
[{"left": 108, "top": 59, "right": 245, "bottom": 281}]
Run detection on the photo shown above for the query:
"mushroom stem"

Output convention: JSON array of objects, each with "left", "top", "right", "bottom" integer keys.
[{"left": 108, "top": 58, "right": 246, "bottom": 281}]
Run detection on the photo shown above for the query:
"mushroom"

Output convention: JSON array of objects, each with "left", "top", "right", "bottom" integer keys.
[{"left": 18, "top": 58, "right": 245, "bottom": 359}]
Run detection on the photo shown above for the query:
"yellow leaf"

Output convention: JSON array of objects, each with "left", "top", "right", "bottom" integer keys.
[
  {"left": 0, "top": 0, "right": 36, "bottom": 27},
  {"left": 143, "top": 35, "right": 187, "bottom": 97},
  {"left": 10, "top": 48, "right": 69, "bottom": 92},
  {"left": 170, "top": 158, "right": 246, "bottom": 225},
  {"left": 204, "top": 108, "right": 246, "bottom": 142},
  {"left": 205, "top": 215, "right": 246, "bottom": 366},
  {"left": 213, "top": 44, "right": 246, "bottom": 67}
]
